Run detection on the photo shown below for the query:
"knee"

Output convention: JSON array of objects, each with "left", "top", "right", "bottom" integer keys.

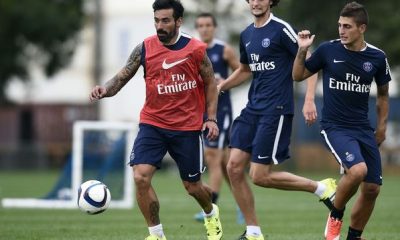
[
  {"left": 250, "top": 171, "right": 271, "bottom": 187},
  {"left": 362, "top": 184, "right": 380, "bottom": 200},
  {"left": 133, "top": 172, "right": 151, "bottom": 189},
  {"left": 347, "top": 163, "right": 368, "bottom": 182},
  {"left": 227, "top": 160, "right": 245, "bottom": 180}
]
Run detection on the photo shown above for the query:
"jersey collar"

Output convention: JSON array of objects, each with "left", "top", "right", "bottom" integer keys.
[
  {"left": 254, "top": 13, "right": 273, "bottom": 28},
  {"left": 343, "top": 41, "right": 368, "bottom": 52}
]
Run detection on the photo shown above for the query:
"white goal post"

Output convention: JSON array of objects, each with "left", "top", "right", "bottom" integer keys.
[{"left": 2, "top": 120, "right": 136, "bottom": 209}]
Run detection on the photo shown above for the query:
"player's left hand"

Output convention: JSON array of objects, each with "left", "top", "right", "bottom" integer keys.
[
  {"left": 302, "top": 99, "right": 317, "bottom": 126},
  {"left": 202, "top": 121, "right": 219, "bottom": 141}
]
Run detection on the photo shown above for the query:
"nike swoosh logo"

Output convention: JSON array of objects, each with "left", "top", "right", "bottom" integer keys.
[
  {"left": 258, "top": 155, "right": 269, "bottom": 159},
  {"left": 162, "top": 58, "right": 188, "bottom": 69},
  {"left": 245, "top": 41, "right": 251, "bottom": 47},
  {"left": 333, "top": 59, "right": 345, "bottom": 63},
  {"left": 188, "top": 173, "right": 199, "bottom": 177}
]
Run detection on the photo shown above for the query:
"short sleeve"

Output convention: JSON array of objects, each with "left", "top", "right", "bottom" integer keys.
[
  {"left": 375, "top": 56, "right": 392, "bottom": 86},
  {"left": 305, "top": 43, "right": 326, "bottom": 74},
  {"left": 239, "top": 34, "right": 249, "bottom": 64},
  {"left": 280, "top": 25, "right": 299, "bottom": 57}
]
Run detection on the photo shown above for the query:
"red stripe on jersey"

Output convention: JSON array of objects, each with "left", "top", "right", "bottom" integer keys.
[{"left": 140, "top": 35, "right": 207, "bottom": 131}]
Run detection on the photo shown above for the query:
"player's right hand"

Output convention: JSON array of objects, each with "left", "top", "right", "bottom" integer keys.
[
  {"left": 302, "top": 99, "right": 317, "bottom": 126},
  {"left": 216, "top": 83, "right": 223, "bottom": 95},
  {"left": 89, "top": 85, "right": 107, "bottom": 101},
  {"left": 202, "top": 121, "right": 219, "bottom": 141},
  {"left": 297, "top": 30, "right": 315, "bottom": 49}
]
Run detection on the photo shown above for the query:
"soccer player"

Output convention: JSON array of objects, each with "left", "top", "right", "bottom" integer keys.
[
  {"left": 293, "top": 2, "right": 391, "bottom": 240},
  {"left": 217, "top": 0, "right": 337, "bottom": 239},
  {"left": 194, "top": 12, "right": 241, "bottom": 222},
  {"left": 89, "top": 1, "right": 223, "bottom": 240}
]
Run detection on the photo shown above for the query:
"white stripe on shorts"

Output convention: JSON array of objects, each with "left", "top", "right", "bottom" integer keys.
[
  {"left": 272, "top": 115, "right": 284, "bottom": 165},
  {"left": 217, "top": 132, "right": 225, "bottom": 149},
  {"left": 321, "top": 129, "right": 344, "bottom": 174},
  {"left": 199, "top": 135, "right": 206, "bottom": 173}
]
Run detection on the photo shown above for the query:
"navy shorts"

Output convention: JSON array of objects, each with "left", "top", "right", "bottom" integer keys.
[
  {"left": 129, "top": 124, "right": 205, "bottom": 182},
  {"left": 203, "top": 108, "right": 232, "bottom": 149},
  {"left": 230, "top": 109, "right": 293, "bottom": 165},
  {"left": 320, "top": 125, "right": 382, "bottom": 185}
]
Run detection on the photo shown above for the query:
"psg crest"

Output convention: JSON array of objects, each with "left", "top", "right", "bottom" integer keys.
[
  {"left": 262, "top": 38, "right": 270, "bottom": 48},
  {"left": 363, "top": 62, "right": 373, "bottom": 72}
]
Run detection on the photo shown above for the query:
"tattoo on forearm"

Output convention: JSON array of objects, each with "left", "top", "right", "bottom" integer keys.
[
  {"left": 377, "top": 83, "right": 389, "bottom": 97},
  {"left": 297, "top": 49, "right": 307, "bottom": 65},
  {"left": 200, "top": 54, "right": 215, "bottom": 82},
  {"left": 149, "top": 201, "right": 160, "bottom": 225},
  {"left": 200, "top": 54, "right": 217, "bottom": 111},
  {"left": 105, "top": 43, "right": 143, "bottom": 96},
  {"left": 377, "top": 83, "right": 389, "bottom": 125}
]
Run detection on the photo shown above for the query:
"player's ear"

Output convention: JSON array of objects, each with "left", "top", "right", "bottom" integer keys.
[
  {"left": 359, "top": 24, "right": 367, "bottom": 34},
  {"left": 176, "top": 17, "right": 183, "bottom": 28}
]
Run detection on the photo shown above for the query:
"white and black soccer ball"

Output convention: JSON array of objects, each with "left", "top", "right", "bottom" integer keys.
[{"left": 78, "top": 180, "right": 111, "bottom": 214}]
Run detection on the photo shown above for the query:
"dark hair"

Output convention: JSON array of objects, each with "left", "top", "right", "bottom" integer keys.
[
  {"left": 340, "top": 1, "right": 369, "bottom": 26},
  {"left": 152, "top": 0, "right": 184, "bottom": 20},
  {"left": 195, "top": 13, "right": 218, "bottom": 28},
  {"left": 245, "top": 0, "right": 280, "bottom": 8}
]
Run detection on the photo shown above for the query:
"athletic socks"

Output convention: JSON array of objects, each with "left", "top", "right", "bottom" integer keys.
[
  {"left": 314, "top": 181, "right": 327, "bottom": 197},
  {"left": 246, "top": 225, "right": 262, "bottom": 237},
  {"left": 203, "top": 206, "right": 216, "bottom": 218},
  {"left": 330, "top": 206, "right": 345, "bottom": 220},
  {"left": 149, "top": 224, "right": 165, "bottom": 238},
  {"left": 346, "top": 226, "right": 363, "bottom": 239}
]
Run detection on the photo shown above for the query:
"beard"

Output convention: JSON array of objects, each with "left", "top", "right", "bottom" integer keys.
[
  {"left": 157, "top": 28, "right": 177, "bottom": 44},
  {"left": 253, "top": 9, "right": 268, "bottom": 18}
]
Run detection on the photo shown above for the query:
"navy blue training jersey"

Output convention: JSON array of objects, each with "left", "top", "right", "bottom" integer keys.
[
  {"left": 207, "top": 39, "right": 231, "bottom": 111},
  {"left": 305, "top": 40, "right": 391, "bottom": 128},
  {"left": 240, "top": 14, "right": 298, "bottom": 115}
]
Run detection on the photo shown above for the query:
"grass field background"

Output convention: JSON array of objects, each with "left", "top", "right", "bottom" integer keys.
[{"left": 1, "top": 170, "right": 399, "bottom": 240}]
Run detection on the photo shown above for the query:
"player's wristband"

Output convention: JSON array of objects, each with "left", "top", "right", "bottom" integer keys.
[{"left": 205, "top": 118, "right": 218, "bottom": 124}]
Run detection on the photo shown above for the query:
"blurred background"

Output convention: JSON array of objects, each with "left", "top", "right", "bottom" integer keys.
[{"left": 0, "top": 0, "right": 399, "bottom": 198}]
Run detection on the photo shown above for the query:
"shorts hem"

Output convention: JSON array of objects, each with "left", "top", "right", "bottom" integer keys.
[
  {"left": 129, "top": 161, "right": 161, "bottom": 169},
  {"left": 251, "top": 156, "right": 290, "bottom": 165}
]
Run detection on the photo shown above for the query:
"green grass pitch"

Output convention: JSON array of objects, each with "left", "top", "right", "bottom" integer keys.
[{"left": 1, "top": 170, "right": 399, "bottom": 239}]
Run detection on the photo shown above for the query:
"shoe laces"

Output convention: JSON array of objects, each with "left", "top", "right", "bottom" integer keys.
[
  {"left": 204, "top": 216, "right": 221, "bottom": 236},
  {"left": 327, "top": 217, "right": 342, "bottom": 235}
]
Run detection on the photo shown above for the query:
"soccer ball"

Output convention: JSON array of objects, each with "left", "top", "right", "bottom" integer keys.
[{"left": 78, "top": 180, "right": 111, "bottom": 214}]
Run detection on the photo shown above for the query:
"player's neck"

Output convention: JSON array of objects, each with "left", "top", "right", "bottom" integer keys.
[
  {"left": 344, "top": 39, "right": 366, "bottom": 51},
  {"left": 254, "top": 11, "right": 272, "bottom": 28},
  {"left": 163, "top": 30, "right": 182, "bottom": 46}
]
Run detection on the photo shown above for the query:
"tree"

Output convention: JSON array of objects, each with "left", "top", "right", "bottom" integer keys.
[{"left": 0, "top": 0, "right": 84, "bottom": 105}]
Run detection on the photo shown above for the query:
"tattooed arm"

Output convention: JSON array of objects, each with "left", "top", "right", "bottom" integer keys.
[
  {"left": 376, "top": 83, "right": 389, "bottom": 145},
  {"left": 89, "top": 43, "right": 143, "bottom": 101},
  {"left": 292, "top": 30, "right": 316, "bottom": 81},
  {"left": 200, "top": 53, "right": 219, "bottom": 140}
]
